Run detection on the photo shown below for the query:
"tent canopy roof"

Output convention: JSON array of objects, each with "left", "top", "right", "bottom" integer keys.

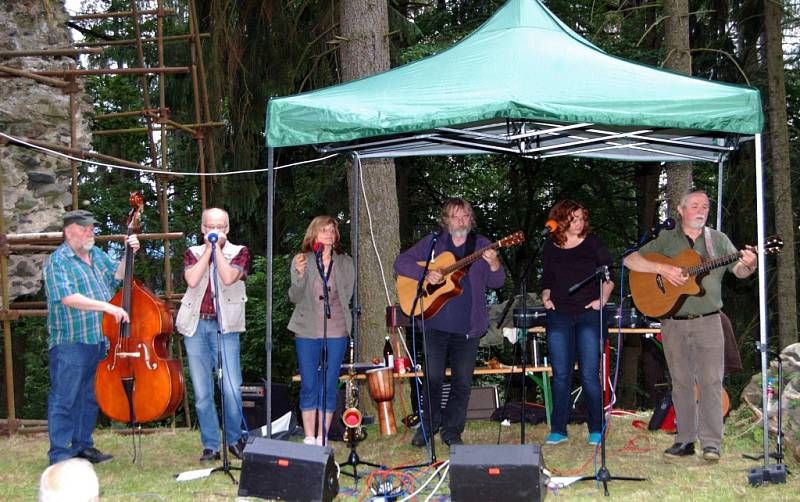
[{"left": 265, "top": 0, "right": 762, "bottom": 162}]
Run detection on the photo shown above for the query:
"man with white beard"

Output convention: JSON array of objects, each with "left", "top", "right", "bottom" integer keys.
[
  {"left": 44, "top": 210, "right": 139, "bottom": 465},
  {"left": 394, "top": 198, "right": 505, "bottom": 447},
  {"left": 624, "top": 190, "right": 756, "bottom": 462}
]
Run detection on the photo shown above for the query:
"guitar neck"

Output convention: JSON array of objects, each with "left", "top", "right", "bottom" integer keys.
[
  {"left": 440, "top": 241, "right": 499, "bottom": 275},
  {"left": 686, "top": 251, "right": 740, "bottom": 276}
]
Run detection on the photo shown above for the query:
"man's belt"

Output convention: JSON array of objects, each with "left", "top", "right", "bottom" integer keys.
[
  {"left": 199, "top": 313, "right": 217, "bottom": 320},
  {"left": 668, "top": 310, "right": 719, "bottom": 321}
]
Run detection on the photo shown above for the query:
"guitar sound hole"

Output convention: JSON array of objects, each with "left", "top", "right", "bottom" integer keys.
[{"left": 426, "top": 282, "right": 444, "bottom": 296}]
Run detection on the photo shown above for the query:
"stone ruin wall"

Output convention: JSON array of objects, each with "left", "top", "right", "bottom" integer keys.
[{"left": 1, "top": 0, "right": 93, "bottom": 302}]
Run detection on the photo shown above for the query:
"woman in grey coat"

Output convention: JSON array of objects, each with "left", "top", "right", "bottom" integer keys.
[{"left": 289, "top": 216, "right": 354, "bottom": 445}]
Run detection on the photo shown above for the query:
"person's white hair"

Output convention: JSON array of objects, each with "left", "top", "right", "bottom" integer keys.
[{"left": 39, "top": 458, "right": 99, "bottom": 502}]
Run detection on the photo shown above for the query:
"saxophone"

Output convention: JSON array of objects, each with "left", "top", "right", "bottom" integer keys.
[{"left": 341, "top": 338, "right": 365, "bottom": 442}]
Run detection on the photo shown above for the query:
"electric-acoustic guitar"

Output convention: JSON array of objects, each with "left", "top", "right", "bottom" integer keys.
[
  {"left": 629, "top": 235, "right": 783, "bottom": 318},
  {"left": 396, "top": 231, "right": 525, "bottom": 318}
]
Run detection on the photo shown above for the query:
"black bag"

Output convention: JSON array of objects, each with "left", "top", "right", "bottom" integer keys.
[
  {"left": 490, "top": 401, "right": 547, "bottom": 425},
  {"left": 648, "top": 392, "right": 674, "bottom": 430}
]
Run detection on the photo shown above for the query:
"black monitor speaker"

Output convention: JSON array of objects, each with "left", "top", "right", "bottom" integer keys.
[
  {"left": 238, "top": 437, "right": 338, "bottom": 501},
  {"left": 449, "top": 444, "right": 546, "bottom": 501}
]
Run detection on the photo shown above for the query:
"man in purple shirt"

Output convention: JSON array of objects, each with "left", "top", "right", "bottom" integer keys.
[{"left": 394, "top": 198, "right": 505, "bottom": 447}]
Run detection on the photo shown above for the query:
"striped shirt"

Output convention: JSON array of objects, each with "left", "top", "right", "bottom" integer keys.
[{"left": 44, "top": 243, "right": 121, "bottom": 349}]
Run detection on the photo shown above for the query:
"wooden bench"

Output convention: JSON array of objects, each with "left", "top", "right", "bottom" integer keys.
[
  {"left": 292, "top": 365, "right": 553, "bottom": 424},
  {"left": 291, "top": 364, "right": 551, "bottom": 381}
]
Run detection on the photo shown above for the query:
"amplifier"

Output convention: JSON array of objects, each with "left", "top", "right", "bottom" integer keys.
[
  {"left": 240, "top": 381, "right": 291, "bottom": 431},
  {"left": 438, "top": 384, "right": 499, "bottom": 420}
]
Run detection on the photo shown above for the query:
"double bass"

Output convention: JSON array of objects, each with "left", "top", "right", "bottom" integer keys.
[{"left": 95, "top": 193, "right": 184, "bottom": 424}]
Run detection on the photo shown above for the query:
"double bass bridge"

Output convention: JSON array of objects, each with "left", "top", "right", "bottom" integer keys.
[{"left": 106, "top": 344, "right": 158, "bottom": 371}]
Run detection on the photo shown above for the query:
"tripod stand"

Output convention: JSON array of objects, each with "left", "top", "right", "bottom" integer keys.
[
  {"left": 573, "top": 265, "right": 645, "bottom": 495},
  {"left": 207, "top": 236, "right": 242, "bottom": 484},
  {"left": 494, "top": 238, "right": 545, "bottom": 444}
]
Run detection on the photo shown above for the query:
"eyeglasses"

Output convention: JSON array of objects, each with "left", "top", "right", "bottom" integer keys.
[{"left": 203, "top": 224, "right": 227, "bottom": 230}]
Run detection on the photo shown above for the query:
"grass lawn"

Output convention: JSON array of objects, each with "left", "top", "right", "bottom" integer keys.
[{"left": 2, "top": 406, "right": 797, "bottom": 501}]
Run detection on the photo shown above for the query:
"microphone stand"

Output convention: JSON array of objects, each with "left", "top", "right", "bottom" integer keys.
[
  {"left": 744, "top": 347, "right": 788, "bottom": 484},
  {"left": 315, "top": 247, "right": 332, "bottom": 447},
  {"left": 208, "top": 238, "right": 240, "bottom": 484},
  {"left": 402, "top": 232, "right": 440, "bottom": 469},
  {"left": 574, "top": 265, "right": 644, "bottom": 495},
  {"left": 495, "top": 233, "right": 546, "bottom": 444}
]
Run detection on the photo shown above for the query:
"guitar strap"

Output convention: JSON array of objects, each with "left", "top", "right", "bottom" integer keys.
[
  {"left": 703, "top": 227, "right": 716, "bottom": 259},
  {"left": 465, "top": 230, "right": 477, "bottom": 257},
  {"left": 447, "top": 230, "right": 477, "bottom": 258}
]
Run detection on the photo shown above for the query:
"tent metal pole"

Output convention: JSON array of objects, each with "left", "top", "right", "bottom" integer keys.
[
  {"left": 266, "top": 146, "right": 275, "bottom": 437},
  {"left": 716, "top": 160, "right": 724, "bottom": 231},
  {"left": 754, "top": 134, "right": 769, "bottom": 468},
  {"left": 350, "top": 151, "right": 362, "bottom": 360}
]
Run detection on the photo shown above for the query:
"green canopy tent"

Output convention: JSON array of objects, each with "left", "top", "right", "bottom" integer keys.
[
  {"left": 261, "top": 0, "right": 772, "bottom": 470},
  {"left": 265, "top": 0, "right": 762, "bottom": 161}
]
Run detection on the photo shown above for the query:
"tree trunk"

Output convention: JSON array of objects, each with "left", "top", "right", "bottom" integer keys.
[
  {"left": 662, "top": 0, "right": 693, "bottom": 213},
  {"left": 618, "top": 0, "right": 666, "bottom": 408},
  {"left": 618, "top": 163, "right": 663, "bottom": 407},
  {"left": 338, "top": 0, "right": 404, "bottom": 416},
  {"left": 763, "top": 0, "right": 798, "bottom": 348}
]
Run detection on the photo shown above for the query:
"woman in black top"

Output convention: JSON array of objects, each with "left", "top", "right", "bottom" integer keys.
[{"left": 541, "top": 200, "right": 613, "bottom": 445}]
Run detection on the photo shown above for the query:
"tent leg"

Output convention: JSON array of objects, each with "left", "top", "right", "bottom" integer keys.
[
  {"left": 265, "top": 146, "right": 274, "bottom": 438},
  {"left": 716, "top": 159, "right": 724, "bottom": 231},
  {"left": 747, "top": 133, "right": 785, "bottom": 485},
  {"left": 349, "top": 151, "right": 361, "bottom": 359}
]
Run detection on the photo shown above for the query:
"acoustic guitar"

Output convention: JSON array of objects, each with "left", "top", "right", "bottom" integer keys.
[
  {"left": 629, "top": 235, "right": 783, "bottom": 318},
  {"left": 396, "top": 231, "right": 525, "bottom": 318}
]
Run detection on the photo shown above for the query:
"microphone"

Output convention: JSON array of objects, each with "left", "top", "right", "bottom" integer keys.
[
  {"left": 207, "top": 232, "right": 218, "bottom": 244},
  {"left": 540, "top": 219, "right": 558, "bottom": 237},
  {"left": 312, "top": 241, "right": 323, "bottom": 258},
  {"left": 639, "top": 217, "right": 677, "bottom": 247}
]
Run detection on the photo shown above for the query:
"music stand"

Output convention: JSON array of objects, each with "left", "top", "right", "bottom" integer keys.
[
  {"left": 208, "top": 240, "right": 242, "bottom": 484},
  {"left": 572, "top": 266, "right": 645, "bottom": 495}
]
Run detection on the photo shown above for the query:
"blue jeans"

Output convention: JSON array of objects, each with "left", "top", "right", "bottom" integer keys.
[
  {"left": 546, "top": 309, "right": 603, "bottom": 435},
  {"left": 295, "top": 337, "right": 348, "bottom": 412},
  {"left": 420, "top": 329, "right": 480, "bottom": 443},
  {"left": 184, "top": 320, "right": 244, "bottom": 451},
  {"left": 47, "top": 343, "right": 105, "bottom": 464}
]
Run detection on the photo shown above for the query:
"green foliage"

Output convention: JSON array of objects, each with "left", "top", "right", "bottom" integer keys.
[
  {"left": 240, "top": 254, "right": 297, "bottom": 382},
  {"left": 18, "top": 318, "right": 50, "bottom": 419},
  {"left": 20, "top": 0, "right": 794, "bottom": 421}
]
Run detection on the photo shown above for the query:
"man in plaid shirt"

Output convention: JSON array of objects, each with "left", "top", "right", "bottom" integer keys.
[
  {"left": 175, "top": 208, "right": 249, "bottom": 462},
  {"left": 44, "top": 210, "right": 139, "bottom": 465}
]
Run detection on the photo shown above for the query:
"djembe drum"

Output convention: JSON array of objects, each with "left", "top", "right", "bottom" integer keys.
[{"left": 366, "top": 367, "right": 397, "bottom": 436}]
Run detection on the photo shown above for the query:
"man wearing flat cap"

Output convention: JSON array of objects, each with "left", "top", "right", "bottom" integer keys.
[{"left": 43, "top": 209, "right": 140, "bottom": 465}]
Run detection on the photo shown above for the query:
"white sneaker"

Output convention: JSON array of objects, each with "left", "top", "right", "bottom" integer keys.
[
  {"left": 303, "top": 436, "right": 316, "bottom": 445},
  {"left": 315, "top": 437, "right": 324, "bottom": 446}
]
